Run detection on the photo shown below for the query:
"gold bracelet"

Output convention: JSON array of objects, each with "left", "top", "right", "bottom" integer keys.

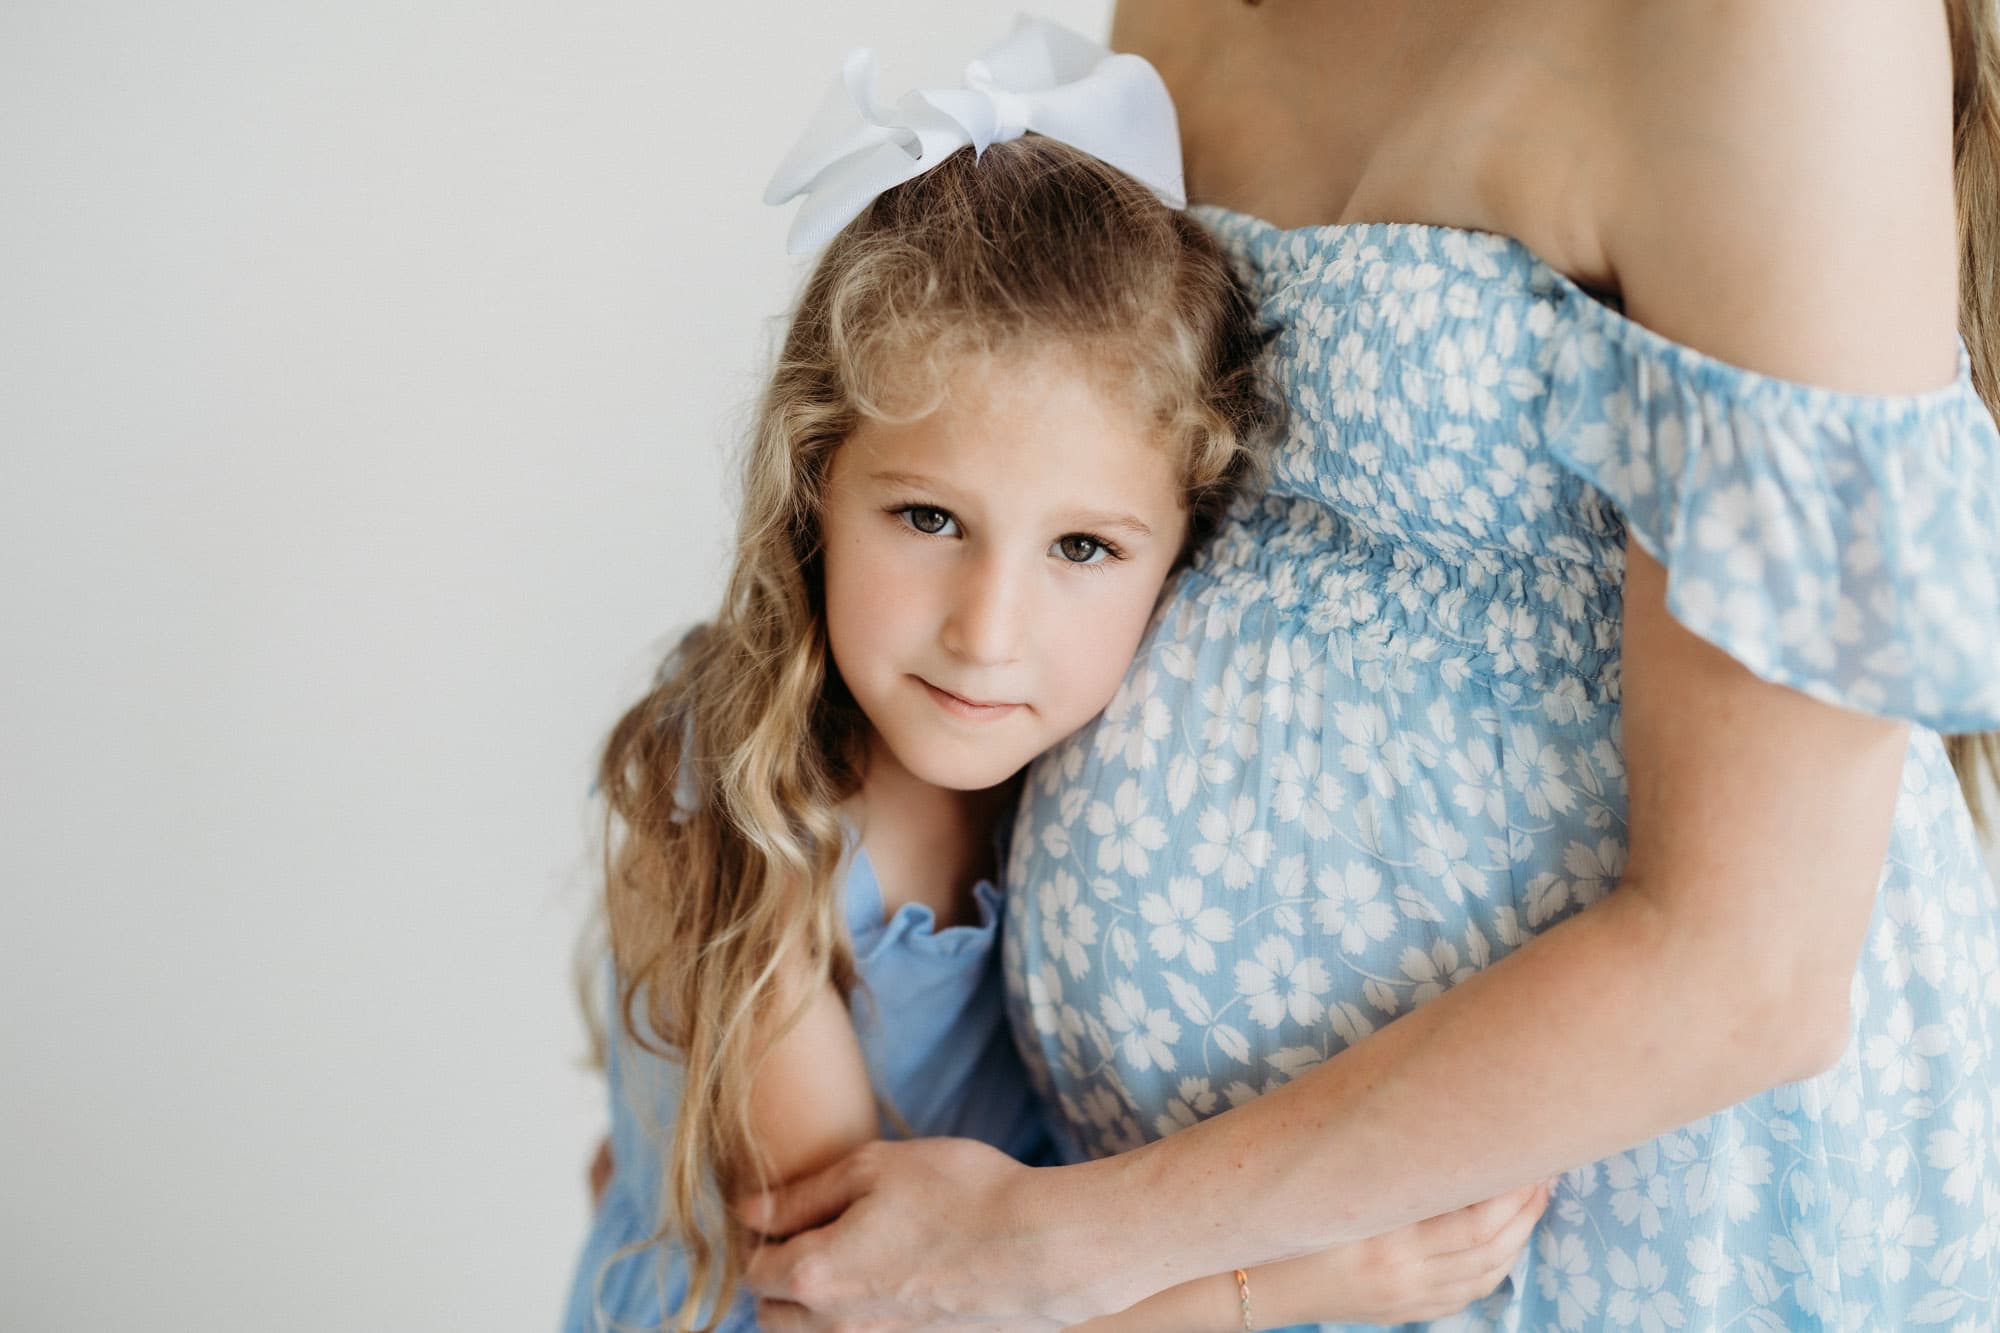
[{"left": 1233, "top": 1268, "right": 1253, "bottom": 1331}]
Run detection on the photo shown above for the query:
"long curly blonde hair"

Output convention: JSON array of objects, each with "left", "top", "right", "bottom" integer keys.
[
  {"left": 590, "top": 135, "right": 1269, "bottom": 1330},
  {"left": 1947, "top": 0, "right": 2000, "bottom": 829}
]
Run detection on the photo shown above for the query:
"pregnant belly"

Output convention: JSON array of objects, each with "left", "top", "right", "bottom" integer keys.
[{"left": 1002, "top": 539, "right": 1632, "bottom": 1156}]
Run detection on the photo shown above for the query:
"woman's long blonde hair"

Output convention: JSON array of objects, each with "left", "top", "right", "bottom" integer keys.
[
  {"left": 1948, "top": 0, "right": 2000, "bottom": 829},
  {"left": 591, "top": 136, "right": 1268, "bottom": 1330}
]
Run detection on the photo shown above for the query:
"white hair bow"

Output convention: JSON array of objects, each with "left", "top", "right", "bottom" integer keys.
[{"left": 763, "top": 17, "right": 1186, "bottom": 255}]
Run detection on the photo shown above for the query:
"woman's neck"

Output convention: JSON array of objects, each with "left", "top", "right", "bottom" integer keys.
[
  {"left": 846, "top": 732, "right": 1018, "bottom": 931},
  {"left": 1116, "top": 0, "right": 1437, "bottom": 224}
]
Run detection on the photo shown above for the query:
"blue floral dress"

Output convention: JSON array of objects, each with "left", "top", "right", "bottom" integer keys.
[{"left": 1001, "top": 209, "right": 2000, "bottom": 1331}]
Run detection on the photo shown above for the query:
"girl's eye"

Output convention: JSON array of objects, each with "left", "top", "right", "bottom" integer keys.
[
  {"left": 1055, "top": 534, "right": 1111, "bottom": 565},
  {"left": 897, "top": 506, "right": 956, "bottom": 536}
]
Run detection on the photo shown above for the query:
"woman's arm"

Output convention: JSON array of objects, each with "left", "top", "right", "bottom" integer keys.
[
  {"left": 1074, "top": 1183, "right": 1549, "bottom": 1332},
  {"left": 747, "top": 570, "right": 1911, "bottom": 1324},
  {"left": 740, "top": 3, "right": 1960, "bottom": 1323}
]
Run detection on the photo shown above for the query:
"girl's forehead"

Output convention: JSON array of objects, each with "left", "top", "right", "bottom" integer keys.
[
  {"left": 834, "top": 356, "right": 1189, "bottom": 512},
  {"left": 855, "top": 346, "right": 1173, "bottom": 452}
]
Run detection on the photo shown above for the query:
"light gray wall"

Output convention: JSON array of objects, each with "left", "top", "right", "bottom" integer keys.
[{"left": 0, "top": 3, "right": 1106, "bottom": 1329}]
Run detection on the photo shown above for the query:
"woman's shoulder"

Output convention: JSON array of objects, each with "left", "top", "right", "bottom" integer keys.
[{"left": 1589, "top": 0, "right": 1959, "bottom": 395}]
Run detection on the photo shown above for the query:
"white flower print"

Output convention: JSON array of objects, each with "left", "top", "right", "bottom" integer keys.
[
  {"left": 1436, "top": 324, "right": 1504, "bottom": 421},
  {"left": 1381, "top": 261, "right": 1443, "bottom": 346},
  {"left": 1326, "top": 328, "right": 1383, "bottom": 420},
  {"left": 1683, "top": 1236, "right": 1734, "bottom": 1309},
  {"left": 1025, "top": 960, "right": 1086, "bottom": 1057},
  {"left": 1723, "top": 1144, "right": 1773, "bottom": 1223},
  {"left": 1927, "top": 1097, "right": 1988, "bottom": 1204},
  {"left": 1036, "top": 870, "right": 1098, "bottom": 981},
  {"left": 1447, "top": 737, "right": 1506, "bottom": 823},
  {"left": 1263, "top": 634, "right": 1325, "bottom": 728},
  {"left": 1607, "top": 1142, "right": 1672, "bottom": 1240},
  {"left": 1385, "top": 546, "right": 1448, "bottom": 613},
  {"left": 1138, "top": 877, "right": 1234, "bottom": 974},
  {"left": 1305, "top": 568, "right": 1382, "bottom": 633},
  {"left": 1605, "top": 1246, "right": 1686, "bottom": 1332},
  {"left": 1085, "top": 778, "right": 1167, "bottom": 877},
  {"left": 1312, "top": 862, "right": 1396, "bottom": 955},
  {"left": 1410, "top": 813, "right": 1489, "bottom": 903},
  {"left": 1332, "top": 701, "right": 1391, "bottom": 785},
  {"left": 1164, "top": 752, "right": 1199, "bottom": 814},
  {"left": 1537, "top": 1230, "right": 1605, "bottom": 1330},
  {"left": 1768, "top": 1231, "right": 1840, "bottom": 1324},
  {"left": 1485, "top": 601, "right": 1541, "bottom": 675},
  {"left": 1199, "top": 665, "right": 1263, "bottom": 760},
  {"left": 1191, "top": 796, "right": 1274, "bottom": 890},
  {"left": 1077, "top": 1084, "right": 1144, "bottom": 1154},
  {"left": 1093, "top": 667, "right": 1174, "bottom": 771},
  {"left": 1864, "top": 999, "right": 1948, "bottom": 1096},
  {"left": 1487, "top": 441, "right": 1559, "bottom": 521},
  {"left": 1271, "top": 736, "right": 1345, "bottom": 841},
  {"left": 1399, "top": 937, "right": 1476, "bottom": 1006},
  {"left": 1154, "top": 1076, "right": 1218, "bottom": 1137},
  {"left": 1873, "top": 888, "right": 1949, "bottom": 992},
  {"left": 1535, "top": 674, "right": 1595, "bottom": 727},
  {"left": 1099, "top": 978, "right": 1179, "bottom": 1074},
  {"left": 1561, "top": 835, "right": 1626, "bottom": 910},
  {"left": 1234, "top": 935, "right": 1331, "bottom": 1029},
  {"left": 1415, "top": 456, "right": 1476, "bottom": 531},
  {"left": 1876, "top": 1193, "right": 1938, "bottom": 1283},
  {"left": 1503, "top": 722, "right": 1577, "bottom": 817}
]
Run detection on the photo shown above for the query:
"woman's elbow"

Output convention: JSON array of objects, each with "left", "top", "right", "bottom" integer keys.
[{"left": 1733, "top": 975, "right": 1855, "bottom": 1088}]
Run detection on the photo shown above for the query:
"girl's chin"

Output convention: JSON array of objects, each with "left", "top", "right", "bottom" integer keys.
[
  {"left": 885, "top": 734, "right": 1039, "bottom": 794},
  {"left": 909, "top": 755, "right": 1034, "bottom": 794}
]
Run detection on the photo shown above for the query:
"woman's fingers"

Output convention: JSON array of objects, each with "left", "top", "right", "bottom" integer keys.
[
  {"left": 1411, "top": 1179, "right": 1551, "bottom": 1257},
  {"left": 1421, "top": 1178, "right": 1549, "bottom": 1301},
  {"left": 738, "top": 1145, "right": 875, "bottom": 1239},
  {"left": 1369, "top": 1183, "right": 1549, "bottom": 1323},
  {"left": 746, "top": 1229, "right": 844, "bottom": 1309},
  {"left": 1473, "top": 1180, "right": 1547, "bottom": 1268}
]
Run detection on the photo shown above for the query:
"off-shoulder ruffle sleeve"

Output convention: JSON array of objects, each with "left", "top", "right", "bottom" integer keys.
[{"left": 1539, "top": 286, "right": 2000, "bottom": 731}]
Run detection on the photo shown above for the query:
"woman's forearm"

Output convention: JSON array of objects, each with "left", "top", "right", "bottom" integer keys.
[
  {"left": 1035, "top": 880, "right": 1847, "bottom": 1318},
  {"left": 1071, "top": 1271, "right": 1240, "bottom": 1333}
]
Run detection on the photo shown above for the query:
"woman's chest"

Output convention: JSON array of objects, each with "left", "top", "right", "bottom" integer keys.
[{"left": 1127, "top": 0, "right": 1626, "bottom": 290}]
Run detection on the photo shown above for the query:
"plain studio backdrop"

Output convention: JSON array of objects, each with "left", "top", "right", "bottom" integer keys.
[
  {"left": 3, "top": 3, "right": 1996, "bottom": 1331},
  {"left": 0, "top": 2, "right": 1107, "bottom": 1329}
]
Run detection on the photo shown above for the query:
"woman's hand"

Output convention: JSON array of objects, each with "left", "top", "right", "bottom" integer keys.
[
  {"left": 1242, "top": 1180, "right": 1550, "bottom": 1328},
  {"left": 1063, "top": 1179, "right": 1549, "bottom": 1332},
  {"left": 741, "top": 1138, "right": 1550, "bottom": 1332},
  {"left": 741, "top": 1137, "right": 1089, "bottom": 1332}
]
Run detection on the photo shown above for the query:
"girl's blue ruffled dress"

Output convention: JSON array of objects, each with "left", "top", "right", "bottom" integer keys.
[
  {"left": 564, "top": 843, "right": 1050, "bottom": 1332},
  {"left": 1004, "top": 209, "right": 2000, "bottom": 1331}
]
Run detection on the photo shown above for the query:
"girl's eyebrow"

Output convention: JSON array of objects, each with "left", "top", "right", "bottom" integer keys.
[
  {"left": 868, "top": 470, "right": 1155, "bottom": 540},
  {"left": 867, "top": 469, "right": 949, "bottom": 491},
  {"left": 1065, "top": 509, "right": 1154, "bottom": 540}
]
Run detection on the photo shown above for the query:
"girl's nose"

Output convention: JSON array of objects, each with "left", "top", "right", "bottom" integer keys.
[{"left": 940, "top": 553, "right": 1027, "bottom": 667}]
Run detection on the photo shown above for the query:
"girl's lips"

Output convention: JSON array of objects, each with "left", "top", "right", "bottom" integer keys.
[{"left": 918, "top": 679, "right": 1022, "bottom": 719}]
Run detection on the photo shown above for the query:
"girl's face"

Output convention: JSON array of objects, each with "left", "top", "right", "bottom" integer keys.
[{"left": 821, "top": 351, "right": 1189, "bottom": 794}]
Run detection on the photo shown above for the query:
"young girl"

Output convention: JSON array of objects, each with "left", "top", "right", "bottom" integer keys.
[{"left": 563, "top": 27, "right": 1550, "bottom": 1333}]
